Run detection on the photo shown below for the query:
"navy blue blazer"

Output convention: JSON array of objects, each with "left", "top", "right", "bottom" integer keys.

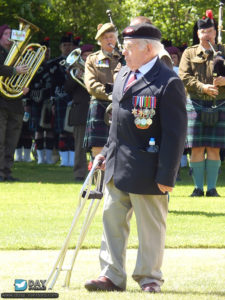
[{"left": 101, "top": 58, "right": 187, "bottom": 195}]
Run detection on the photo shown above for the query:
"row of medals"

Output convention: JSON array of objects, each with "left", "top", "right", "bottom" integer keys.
[{"left": 132, "top": 107, "right": 155, "bottom": 129}]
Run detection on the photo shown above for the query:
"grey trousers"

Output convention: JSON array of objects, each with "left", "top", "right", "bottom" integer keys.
[
  {"left": 99, "top": 178, "right": 168, "bottom": 290},
  {"left": 73, "top": 124, "right": 87, "bottom": 178},
  {"left": 0, "top": 108, "right": 23, "bottom": 178}
]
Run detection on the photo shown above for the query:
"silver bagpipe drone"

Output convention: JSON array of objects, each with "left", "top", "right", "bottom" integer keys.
[
  {"left": 207, "top": 3, "right": 225, "bottom": 76},
  {"left": 46, "top": 159, "right": 104, "bottom": 289}
]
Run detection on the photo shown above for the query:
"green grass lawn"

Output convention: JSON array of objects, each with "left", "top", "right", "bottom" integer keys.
[
  {"left": 1, "top": 249, "right": 225, "bottom": 300},
  {"left": 1, "top": 161, "right": 225, "bottom": 299},
  {"left": 0, "top": 161, "right": 225, "bottom": 250}
]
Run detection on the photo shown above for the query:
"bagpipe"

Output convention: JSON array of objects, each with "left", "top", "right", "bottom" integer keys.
[
  {"left": 207, "top": 3, "right": 225, "bottom": 77},
  {"left": 106, "top": 9, "right": 125, "bottom": 66},
  {"left": 104, "top": 10, "right": 126, "bottom": 126}
]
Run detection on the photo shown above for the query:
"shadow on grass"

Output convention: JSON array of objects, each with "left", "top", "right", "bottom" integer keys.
[
  {"left": 11, "top": 161, "right": 225, "bottom": 185},
  {"left": 169, "top": 210, "right": 225, "bottom": 217},
  {"left": 12, "top": 162, "right": 82, "bottom": 184}
]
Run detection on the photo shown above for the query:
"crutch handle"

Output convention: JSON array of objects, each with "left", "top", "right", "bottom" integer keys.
[{"left": 82, "top": 190, "right": 103, "bottom": 199}]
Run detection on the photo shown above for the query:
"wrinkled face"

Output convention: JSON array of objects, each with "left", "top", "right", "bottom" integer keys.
[
  {"left": 99, "top": 32, "right": 117, "bottom": 52},
  {"left": 81, "top": 51, "right": 92, "bottom": 62},
  {"left": 197, "top": 26, "right": 216, "bottom": 45},
  {"left": 0, "top": 28, "right": 12, "bottom": 50},
  {"left": 171, "top": 53, "right": 179, "bottom": 66},
  {"left": 122, "top": 39, "right": 150, "bottom": 71},
  {"left": 60, "top": 42, "right": 73, "bottom": 57}
]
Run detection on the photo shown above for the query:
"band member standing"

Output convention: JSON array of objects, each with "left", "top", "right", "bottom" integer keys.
[
  {"left": 16, "top": 37, "right": 52, "bottom": 164},
  {"left": 84, "top": 23, "right": 120, "bottom": 159},
  {"left": 179, "top": 16, "right": 225, "bottom": 197},
  {"left": 0, "top": 24, "right": 29, "bottom": 181},
  {"left": 85, "top": 23, "right": 187, "bottom": 293},
  {"left": 50, "top": 32, "right": 76, "bottom": 167},
  {"left": 64, "top": 44, "right": 94, "bottom": 181}
]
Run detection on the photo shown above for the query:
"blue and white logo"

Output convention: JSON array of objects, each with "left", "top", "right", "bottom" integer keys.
[{"left": 14, "top": 279, "right": 27, "bottom": 291}]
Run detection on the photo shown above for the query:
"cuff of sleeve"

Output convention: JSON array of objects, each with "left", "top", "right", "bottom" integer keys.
[
  {"left": 13, "top": 67, "right": 17, "bottom": 75},
  {"left": 156, "top": 169, "right": 176, "bottom": 188},
  {"left": 198, "top": 82, "right": 204, "bottom": 93}
]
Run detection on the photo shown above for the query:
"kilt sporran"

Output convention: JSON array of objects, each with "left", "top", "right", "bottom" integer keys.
[{"left": 200, "top": 106, "right": 219, "bottom": 127}]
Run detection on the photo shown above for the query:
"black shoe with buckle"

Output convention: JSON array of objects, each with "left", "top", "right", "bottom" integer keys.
[
  {"left": 206, "top": 188, "right": 220, "bottom": 197},
  {"left": 190, "top": 188, "right": 204, "bottom": 197}
]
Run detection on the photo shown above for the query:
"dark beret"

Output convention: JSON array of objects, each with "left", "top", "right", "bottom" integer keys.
[
  {"left": 165, "top": 46, "right": 179, "bottom": 55},
  {"left": 81, "top": 44, "right": 94, "bottom": 54},
  {"left": 73, "top": 36, "right": 81, "bottom": 46},
  {"left": 197, "top": 17, "right": 215, "bottom": 29},
  {"left": 0, "top": 24, "right": 10, "bottom": 39},
  {"left": 122, "top": 23, "right": 161, "bottom": 41},
  {"left": 41, "top": 37, "right": 50, "bottom": 47}
]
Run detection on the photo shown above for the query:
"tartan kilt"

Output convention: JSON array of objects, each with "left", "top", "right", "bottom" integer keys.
[
  {"left": 30, "top": 101, "right": 53, "bottom": 132},
  {"left": 30, "top": 102, "right": 42, "bottom": 131},
  {"left": 84, "top": 99, "right": 110, "bottom": 149},
  {"left": 186, "top": 98, "right": 225, "bottom": 148},
  {"left": 54, "top": 95, "right": 71, "bottom": 134}
]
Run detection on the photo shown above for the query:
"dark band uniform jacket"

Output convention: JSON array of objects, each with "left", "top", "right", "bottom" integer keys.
[
  {"left": 0, "top": 45, "right": 14, "bottom": 76},
  {"left": 0, "top": 45, "right": 23, "bottom": 113},
  {"left": 64, "top": 74, "right": 90, "bottom": 126},
  {"left": 101, "top": 58, "right": 187, "bottom": 195}
]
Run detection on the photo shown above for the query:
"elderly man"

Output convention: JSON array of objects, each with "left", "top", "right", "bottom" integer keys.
[
  {"left": 130, "top": 16, "right": 173, "bottom": 69},
  {"left": 84, "top": 23, "right": 187, "bottom": 293},
  {"left": 179, "top": 16, "right": 225, "bottom": 197}
]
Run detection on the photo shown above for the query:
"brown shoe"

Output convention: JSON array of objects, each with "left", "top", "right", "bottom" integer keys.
[
  {"left": 84, "top": 276, "right": 124, "bottom": 292},
  {"left": 141, "top": 282, "right": 161, "bottom": 293}
]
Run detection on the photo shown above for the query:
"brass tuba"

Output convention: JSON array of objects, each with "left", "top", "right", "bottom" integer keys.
[{"left": 0, "top": 17, "right": 47, "bottom": 99}]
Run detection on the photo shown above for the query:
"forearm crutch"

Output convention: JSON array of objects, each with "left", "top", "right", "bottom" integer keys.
[{"left": 46, "top": 160, "right": 104, "bottom": 289}]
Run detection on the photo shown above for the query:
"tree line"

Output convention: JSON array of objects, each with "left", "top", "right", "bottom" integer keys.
[{"left": 0, "top": 0, "right": 223, "bottom": 56}]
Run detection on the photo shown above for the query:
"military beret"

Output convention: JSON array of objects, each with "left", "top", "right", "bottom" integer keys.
[
  {"left": 60, "top": 32, "right": 73, "bottom": 44},
  {"left": 122, "top": 23, "right": 161, "bottom": 40},
  {"left": 197, "top": 17, "right": 215, "bottom": 29},
  {"left": 0, "top": 24, "right": 10, "bottom": 39},
  {"left": 95, "top": 23, "right": 116, "bottom": 40},
  {"left": 81, "top": 44, "right": 94, "bottom": 54},
  {"left": 73, "top": 36, "right": 81, "bottom": 46},
  {"left": 165, "top": 46, "right": 179, "bottom": 55},
  {"left": 41, "top": 36, "right": 50, "bottom": 47}
]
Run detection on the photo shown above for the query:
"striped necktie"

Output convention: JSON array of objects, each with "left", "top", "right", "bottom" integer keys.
[{"left": 124, "top": 70, "right": 139, "bottom": 92}]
